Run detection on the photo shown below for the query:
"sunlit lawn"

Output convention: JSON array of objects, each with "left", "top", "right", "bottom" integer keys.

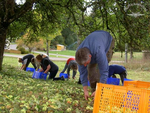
[
  {"left": 3, "top": 55, "right": 150, "bottom": 82},
  {"left": 1, "top": 53, "right": 150, "bottom": 112},
  {"left": 4, "top": 52, "right": 67, "bottom": 58},
  {"left": 2, "top": 56, "right": 79, "bottom": 78},
  {"left": 111, "top": 52, "right": 143, "bottom": 61},
  {"left": 49, "top": 50, "right": 76, "bottom": 56},
  {"left": 4, "top": 50, "right": 145, "bottom": 61}
]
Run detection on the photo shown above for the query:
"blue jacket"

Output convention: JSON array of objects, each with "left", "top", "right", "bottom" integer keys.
[
  {"left": 77, "top": 30, "right": 113, "bottom": 86},
  {"left": 108, "top": 65, "right": 126, "bottom": 77}
]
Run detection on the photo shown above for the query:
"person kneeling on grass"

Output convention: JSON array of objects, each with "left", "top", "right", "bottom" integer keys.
[
  {"left": 18, "top": 54, "right": 36, "bottom": 71},
  {"left": 61, "top": 58, "right": 78, "bottom": 79},
  {"left": 36, "top": 54, "right": 64, "bottom": 81},
  {"left": 31, "top": 54, "right": 49, "bottom": 71},
  {"left": 109, "top": 64, "right": 127, "bottom": 85}
]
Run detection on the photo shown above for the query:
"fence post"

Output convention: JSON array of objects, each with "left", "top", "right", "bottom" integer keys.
[{"left": 125, "top": 43, "right": 128, "bottom": 63}]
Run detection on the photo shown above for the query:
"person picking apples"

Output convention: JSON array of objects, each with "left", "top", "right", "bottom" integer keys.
[
  {"left": 75, "top": 30, "right": 115, "bottom": 100},
  {"left": 61, "top": 58, "right": 78, "bottom": 79},
  {"left": 109, "top": 64, "right": 127, "bottom": 85},
  {"left": 18, "top": 54, "right": 36, "bottom": 71},
  {"left": 36, "top": 54, "right": 65, "bottom": 81}
]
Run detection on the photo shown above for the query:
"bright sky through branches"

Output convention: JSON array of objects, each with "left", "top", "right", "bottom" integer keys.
[
  {"left": 15, "top": 0, "right": 92, "bottom": 15},
  {"left": 15, "top": 0, "right": 26, "bottom": 4}
]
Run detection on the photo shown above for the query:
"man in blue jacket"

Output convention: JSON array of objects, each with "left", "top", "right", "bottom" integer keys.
[
  {"left": 109, "top": 64, "right": 127, "bottom": 85},
  {"left": 75, "top": 30, "right": 115, "bottom": 100}
]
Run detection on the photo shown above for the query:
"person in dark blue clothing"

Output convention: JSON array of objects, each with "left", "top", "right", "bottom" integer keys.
[
  {"left": 109, "top": 64, "right": 127, "bottom": 84},
  {"left": 18, "top": 54, "right": 36, "bottom": 71},
  {"left": 75, "top": 30, "right": 115, "bottom": 100}
]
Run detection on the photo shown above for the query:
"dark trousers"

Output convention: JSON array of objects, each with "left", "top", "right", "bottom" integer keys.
[
  {"left": 78, "top": 77, "right": 81, "bottom": 84},
  {"left": 112, "top": 71, "right": 127, "bottom": 84},
  {"left": 24, "top": 60, "right": 37, "bottom": 71},
  {"left": 48, "top": 68, "right": 64, "bottom": 81}
]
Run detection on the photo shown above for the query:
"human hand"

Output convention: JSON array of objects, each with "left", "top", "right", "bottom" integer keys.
[
  {"left": 39, "top": 68, "right": 44, "bottom": 72},
  {"left": 84, "top": 90, "right": 89, "bottom": 100},
  {"left": 68, "top": 75, "right": 70, "bottom": 79},
  {"left": 91, "top": 91, "right": 95, "bottom": 100},
  {"left": 35, "top": 68, "right": 39, "bottom": 71}
]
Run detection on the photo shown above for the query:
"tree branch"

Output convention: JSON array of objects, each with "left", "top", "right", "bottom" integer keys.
[{"left": 8, "top": 0, "right": 36, "bottom": 24}]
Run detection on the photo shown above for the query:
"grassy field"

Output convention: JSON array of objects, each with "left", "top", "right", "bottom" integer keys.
[
  {"left": 1, "top": 53, "right": 150, "bottom": 112},
  {"left": 0, "top": 65, "right": 92, "bottom": 113},
  {"left": 4, "top": 50, "right": 145, "bottom": 60},
  {"left": 3, "top": 56, "right": 66, "bottom": 74},
  {"left": 48, "top": 50, "right": 144, "bottom": 60},
  {"left": 3, "top": 51, "right": 150, "bottom": 80},
  {"left": 111, "top": 52, "right": 144, "bottom": 61},
  {"left": 1, "top": 57, "right": 91, "bottom": 113},
  {"left": 49, "top": 50, "right": 76, "bottom": 56},
  {"left": 2, "top": 52, "right": 150, "bottom": 80},
  {"left": 4, "top": 52, "right": 67, "bottom": 58}
]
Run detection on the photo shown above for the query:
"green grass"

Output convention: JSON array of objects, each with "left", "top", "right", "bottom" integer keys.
[
  {"left": 0, "top": 65, "right": 92, "bottom": 113},
  {"left": 4, "top": 52, "right": 67, "bottom": 58},
  {"left": 48, "top": 50, "right": 75, "bottom": 56},
  {"left": 47, "top": 51, "right": 143, "bottom": 60},
  {"left": 2, "top": 56, "right": 67, "bottom": 71},
  {"left": 1, "top": 55, "right": 150, "bottom": 112},
  {"left": 48, "top": 51, "right": 143, "bottom": 61},
  {"left": 4, "top": 50, "right": 145, "bottom": 60},
  {"left": 111, "top": 52, "right": 143, "bottom": 61},
  {"left": 49, "top": 55, "right": 67, "bottom": 58},
  {"left": 3, "top": 55, "right": 150, "bottom": 80},
  {"left": 2, "top": 56, "right": 78, "bottom": 77}
]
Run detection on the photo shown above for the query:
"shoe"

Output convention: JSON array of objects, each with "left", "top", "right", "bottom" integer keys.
[{"left": 61, "top": 76, "right": 65, "bottom": 81}]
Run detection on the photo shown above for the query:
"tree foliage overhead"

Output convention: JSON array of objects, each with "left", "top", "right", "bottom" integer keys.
[
  {"left": 0, "top": 0, "right": 149, "bottom": 70},
  {"left": 82, "top": 0, "right": 150, "bottom": 51},
  {"left": 61, "top": 27, "right": 77, "bottom": 46}
]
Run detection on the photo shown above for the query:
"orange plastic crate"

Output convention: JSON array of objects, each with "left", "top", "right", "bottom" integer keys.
[
  {"left": 124, "top": 81, "right": 150, "bottom": 89},
  {"left": 93, "top": 83, "right": 150, "bottom": 113}
]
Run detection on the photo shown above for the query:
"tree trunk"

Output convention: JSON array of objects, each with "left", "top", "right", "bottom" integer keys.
[
  {"left": 0, "top": 26, "right": 7, "bottom": 70},
  {"left": 49, "top": 40, "right": 51, "bottom": 51},
  {"left": 29, "top": 47, "right": 32, "bottom": 53},
  {"left": 121, "top": 51, "right": 123, "bottom": 58},
  {"left": 125, "top": 43, "right": 128, "bottom": 63},
  {"left": 46, "top": 39, "right": 49, "bottom": 56},
  {"left": 28, "top": 46, "right": 33, "bottom": 53},
  {"left": 130, "top": 48, "right": 133, "bottom": 59}
]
